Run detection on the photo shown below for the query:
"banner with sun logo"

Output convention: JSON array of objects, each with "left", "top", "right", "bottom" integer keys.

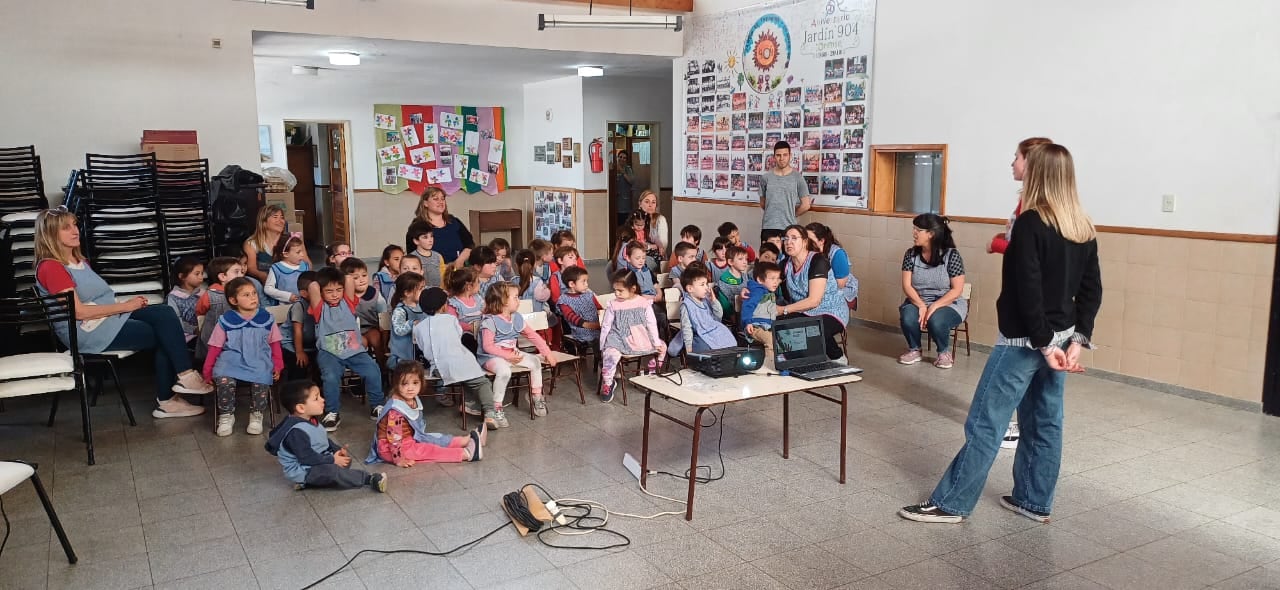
[{"left": 676, "top": 0, "right": 876, "bottom": 208}]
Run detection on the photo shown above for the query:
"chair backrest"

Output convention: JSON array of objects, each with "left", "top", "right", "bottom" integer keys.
[
  {"left": 596, "top": 292, "right": 616, "bottom": 308},
  {"left": 517, "top": 298, "right": 534, "bottom": 314},
  {"left": 522, "top": 310, "right": 549, "bottom": 331},
  {"left": 656, "top": 273, "right": 670, "bottom": 289},
  {"left": 961, "top": 282, "right": 973, "bottom": 300},
  {"left": 378, "top": 311, "right": 391, "bottom": 331},
  {"left": 5, "top": 291, "right": 83, "bottom": 370},
  {"left": 664, "top": 287, "right": 682, "bottom": 320},
  {"left": 267, "top": 304, "right": 291, "bottom": 324}
]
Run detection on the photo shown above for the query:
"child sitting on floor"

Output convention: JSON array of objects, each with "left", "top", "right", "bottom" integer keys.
[
  {"left": 204, "top": 277, "right": 282, "bottom": 437},
  {"left": 415, "top": 287, "right": 506, "bottom": 428},
  {"left": 366, "top": 361, "right": 485, "bottom": 466},
  {"left": 479, "top": 282, "right": 556, "bottom": 417},
  {"left": 599, "top": 269, "right": 666, "bottom": 403},
  {"left": 266, "top": 380, "right": 387, "bottom": 492},
  {"left": 264, "top": 235, "right": 311, "bottom": 305}
]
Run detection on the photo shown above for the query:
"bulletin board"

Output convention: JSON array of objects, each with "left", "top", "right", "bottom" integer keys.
[
  {"left": 373, "top": 104, "right": 508, "bottom": 196},
  {"left": 531, "top": 187, "right": 580, "bottom": 241},
  {"left": 677, "top": 0, "right": 876, "bottom": 208}
]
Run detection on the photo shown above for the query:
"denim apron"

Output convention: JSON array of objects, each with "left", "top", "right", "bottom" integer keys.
[{"left": 36, "top": 261, "right": 129, "bottom": 353}]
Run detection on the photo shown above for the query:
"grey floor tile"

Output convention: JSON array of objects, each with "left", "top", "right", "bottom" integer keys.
[
  {"left": 225, "top": 496, "right": 321, "bottom": 535},
  {"left": 67, "top": 524, "right": 148, "bottom": 564},
  {"left": 1050, "top": 509, "right": 1168, "bottom": 551},
  {"left": 153, "top": 565, "right": 260, "bottom": 590},
  {"left": 1223, "top": 506, "right": 1280, "bottom": 540},
  {"left": 46, "top": 554, "right": 153, "bottom": 590},
  {"left": 138, "top": 487, "right": 226, "bottom": 525},
  {"left": 764, "top": 499, "right": 875, "bottom": 544},
  {"left": 1094, "top": 495, "right": 1214, "bottom": 535},
  {"left": 1017, "top": 572, "right": 1110, "bottom": 590},
  {"left": 419, "top": 510, "right": 512, "bottom": 551},
  {"left": 134, "top": 467, "right": 216, "bottom": 501},
  {"left": 1141, "top": 482, "right": 1259, "bottom": 520},
  {"left": 703, "top": 518, "right": 807, "bottom": 561},
  {"left": 636, "top": 533, "right": 744, "bottom": 580},
  {"left": 1074, "top": 552, "right": 1207, "bottom": 590},
  {"left": 142, "top": 509, "right": 236, "bottom": 551},
  {"left": 876, "top": 518, "right": 992, "bottom": 556},
  {"left": 996, "top": 524, "right": 1116, "bottom": 570},
  {"left": 448, "top": 538, "right": 554, "bottom": 587},
  {"left": 147, "top": 534, "right": 249, "bottom": 584},
  {"left": 938, "top": 539, "right": 1061, "bottom": 589},
  {"left": 564, "top": 550, "right": 672, "bottom": 590},
  {"left": 253, "top": 546, "right": 362, "bottom": 590},
  {"left": 0, "top": 540, "right": 51, "bottom": 590},
  {"left": 317, "top": 500, "right": 415, "bottom": 545},
  {"left": 238, "top": 517, "right": 337, "bottom": 565},
  {"left": 1213, "top": 563, "right": 1280, "bottom": 590},
  {"left": 874, "top": 558, "right": 994, "bottom": 590},
  {"left": 819, "top": 528, "right": 927, "bottom": 576},
  {"left": 349, "top": 544, "right": 469, "bottom": 588},
  {"left": 676, "top": 563, "right": 787, "bottom": 590},
  {"left": 752, "top": 546, "right": 871, "bottom": 590},
  {"left": 1125, "top": 536, "right": 1253, "bottom": 587},
  {"left": 1176, "top": 521, "right": 1280, "bottom": 566},
  {"left": 478, "top": 568, "right": 576, "bottom": 590}
]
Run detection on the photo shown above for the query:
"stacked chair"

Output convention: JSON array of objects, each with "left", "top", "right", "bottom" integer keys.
[
  {"left": 0, "top": 146, "right": 49, "bottom": 298},
  {"left": 77, "top": 153, "right": 171, "bottom": 304},
  {"left": 155, "top": 159, "right": 214, "bottom": 261}
]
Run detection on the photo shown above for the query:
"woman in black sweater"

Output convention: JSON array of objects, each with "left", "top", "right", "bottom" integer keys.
[{"left": 900, "top": 143, "right": 1102, "bottom": 524}]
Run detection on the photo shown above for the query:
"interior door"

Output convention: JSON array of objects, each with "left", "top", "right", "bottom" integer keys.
[
  {"left": 284, "top": 144, "right": 317, "bottom": 241},
  {"left": 328, "top": 125, "right": 349, "bottom": 244}
]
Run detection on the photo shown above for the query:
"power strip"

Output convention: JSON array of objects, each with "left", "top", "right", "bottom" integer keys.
[{"left": 622, "top": 452, "right": 643, "bottom": 481}]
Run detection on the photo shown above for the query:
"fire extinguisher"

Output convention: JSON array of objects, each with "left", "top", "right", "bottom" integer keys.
[{"left": 589, "top": 138, "right": 604, "bottom": 173}]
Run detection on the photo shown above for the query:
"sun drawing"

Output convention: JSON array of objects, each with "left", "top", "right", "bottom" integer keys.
[{"left": 752, "top": 30, "right": 780, "bottom": 71}]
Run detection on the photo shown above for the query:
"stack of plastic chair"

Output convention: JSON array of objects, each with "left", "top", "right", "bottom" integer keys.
[
  {"left": 78, "top": 153, "right": 169, "bottom": 304},
  {"left": 0, "top": 146, "right": 49, "bottom": 297},
  {"left": 156, "top": 159, "right": 214, "bottom": 262}
]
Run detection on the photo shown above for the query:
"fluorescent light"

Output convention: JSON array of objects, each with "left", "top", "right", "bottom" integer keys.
[
  {"left": 233, "top": 0, "right": 315, "bottom": 8},
  {"left": 327, "top": 51, "right": 360, "bottom": 66},
  {"left": 539, "top": 14, "right": 682, "bottom": 31},
  {"left": 577, "top": 66, "right": 604, "bottom": 77}
]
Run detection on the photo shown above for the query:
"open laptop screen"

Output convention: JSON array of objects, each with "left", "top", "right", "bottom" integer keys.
[{"left": 772, "top": 315, "right": 826, "bottom": 370}]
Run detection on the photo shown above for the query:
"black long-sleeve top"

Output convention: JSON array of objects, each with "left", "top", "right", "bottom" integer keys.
[{"left": 996, "top": 210, "right": 1103, "bottom": 348}]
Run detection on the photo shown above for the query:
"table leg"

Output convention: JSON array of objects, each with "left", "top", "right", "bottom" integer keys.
[
  {"left": 839, "top": 385, "right": 848, "bottom": 484},
  {"left": 686, "top": 407, "right": 708, "bottom": 521},
  {"left": 641, "top": 391, "right": 652, "bottom": 488},
  {"left": 782, "top": 393, "right": 790, "bottom": 459}
]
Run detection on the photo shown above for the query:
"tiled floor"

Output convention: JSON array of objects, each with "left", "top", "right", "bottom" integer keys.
[{"left": 3, "top": 327, "right": 1280, "bottom": 590}]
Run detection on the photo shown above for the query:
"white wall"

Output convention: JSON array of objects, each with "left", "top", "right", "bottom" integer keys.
[
  {"left": 0, "top": 0, "right": 681, "bottom": 202},
  {"left": 256, "top": 63, "right": 525, "bottom": 190},
  {"left": 522, "top": 76, "right": 586, "bottom": 189},
  {"left": 582, "top": 75, "right": 676, "bottom": 191},
  {"left": 678, "top": 0, "right": 1280, "bottom": 235}
]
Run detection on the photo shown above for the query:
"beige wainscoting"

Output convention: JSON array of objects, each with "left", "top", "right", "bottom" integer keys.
[
  {"left": 351, "top": 187, "right": 532, "bottom": 255},
  {"left": 673, "top": 198, "right": 1277, "bottom": 404}
]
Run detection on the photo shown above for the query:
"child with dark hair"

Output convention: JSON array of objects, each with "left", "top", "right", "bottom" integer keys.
[
  {"left": 445, "top": 266, "right": 482, "bottom": 357},
  {"left": 467, "top": 245, "right": 501, "bottom": 298},
  {"left": 741, "top": 261, "right": 783, "bottom": 352},
  {"left": 488, "top": 237, "right": 516, "bottom": 282},
  {"left": 366, "top": 361, "right": 484, "bottom": 466},
  {"left": 197, "top": 256, "right": 244, "bottom": 359},
  {"left": 386, "top": 272, "right": 426, "bottom": 370},
  {"left": 708, "top": 237, "right": 731, "bottom": 274},
  {"left": 339, "top": 257, "right": 387, "bottom": 365},
  {"left": 668, "top": 225, "right": 706, "bottom": 270},
  {"left": 548, "top": 232, "right": 586, "bottom": 274},
  {"left": 548, "top": 246, "right": 581, "bottom": 304},
  {"left": 167, "top": 256, "right": 205, "bottom": 343},
  {"left": 373, "top": 245, "right": 405, "bottom": 303},
  {"left": 529, "top": 239, "right": 554, "bottom": 282},
  {"left": 758, "top": 241, "right": 781, "bottom": 264},
  {"left": 307, "top": 267, "right": 385, "bottom": 430},
  {"left": 598, "top": 269, "right": 666, "bottom": 403},
  {"left": 266, "top": 380, "right": 388, "bottom": 492},
  {"left": 415, "top": 287, "right": 505, "bottom": 428},
  {"left": 281, "top": 270, "right": 318, "bottom": 379},
  {"left": 325, "top": 241, "right": 352, "bottom": 267},
  {"left": 557, "top": 266, "right": 602, "bottom": 344},
  {"left": 716, "top": 245, "right": 750, "bottom": 324},
  {"left": 717, "top": 221, "right": 757, "bottom": 263},
  {"left": 671, "top": 265, "right": 737, "bottom": 356},
  {"left": 406, "top": 222, "right": 446, "bottom": 287},
  {"left": 204, "top": 277, "right": 282, "bottom": 437},
  {"left": 669, "top": 241, "right": 698, "bottom": 284}
]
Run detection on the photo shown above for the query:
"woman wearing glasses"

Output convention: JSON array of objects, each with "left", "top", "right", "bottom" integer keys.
[
  {"left": 34, "top": 208, "right": 213, "bottom": 419},
  {"left": 776, "top": 224, "right": 850, "bottom": 363}
]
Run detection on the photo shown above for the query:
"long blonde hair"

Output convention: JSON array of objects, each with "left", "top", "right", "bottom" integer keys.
[
  {"left": 34, "top": 209, "right": 83, "bottom": 265},
  {"left": 415, "top": 187, "right": 451, "bottom": 223},
  {"left": 1020, "top": 143, "right": 1095, "bottom": 244},
  {"left": 251, "top": 204, "right": 286, "bottom": 254}
]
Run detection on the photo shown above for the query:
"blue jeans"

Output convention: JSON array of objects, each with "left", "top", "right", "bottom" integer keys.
[
  {"left": 316, "top": 350, "right": 384, "bottom": 412},
  {"left": 928, "top": 345, "right": 1065, "bottom": 516},
  {"left": 106, "top": 305, "right": 193, "bottom": 402},
  {"left": 900, "top": 304, "right": 962, "bottom": 353}
]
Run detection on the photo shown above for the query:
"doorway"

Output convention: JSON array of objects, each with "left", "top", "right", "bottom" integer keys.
[
  {"left": 607, "top": 122, "right": 663, "bottom": 255},
  {"left": 282, "top": 120, "right": 352, "bottom": 250}
]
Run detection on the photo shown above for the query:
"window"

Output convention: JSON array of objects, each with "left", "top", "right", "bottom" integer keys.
[{"left": 869, "top": 144, "right": 947, "bottom": 214}]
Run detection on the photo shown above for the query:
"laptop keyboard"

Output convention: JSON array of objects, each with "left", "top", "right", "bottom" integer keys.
[{"left": 794, "top": 361, "right": 846, "bottom": 374}]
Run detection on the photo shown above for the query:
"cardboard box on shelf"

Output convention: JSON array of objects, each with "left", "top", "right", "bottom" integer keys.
[{"left": 141, "top": 142, "right": 200, "bottom": 162}]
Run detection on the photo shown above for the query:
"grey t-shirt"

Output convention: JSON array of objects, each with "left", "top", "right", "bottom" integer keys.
[{"left": 760, "top": 169, "right": 809, "bottom": 231}]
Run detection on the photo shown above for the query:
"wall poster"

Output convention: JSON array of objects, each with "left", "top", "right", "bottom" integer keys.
[
  {"left": 373, "top": 104, "right": 508, "bottom": 196},
  {"left": 676, "top": 0, "right": 875, "bottom": 208},
  {"left": 532, "top": 187, "right": 578, "bottom": 241}
]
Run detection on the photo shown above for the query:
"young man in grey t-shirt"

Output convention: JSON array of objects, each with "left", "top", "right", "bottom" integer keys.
[{"left": 758, "top": 141, "right": 812, "bottom": 245}]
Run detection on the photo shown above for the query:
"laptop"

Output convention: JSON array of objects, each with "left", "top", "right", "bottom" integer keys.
[{"left": 771, "top": 316, "right": 863, "bottom": 381}]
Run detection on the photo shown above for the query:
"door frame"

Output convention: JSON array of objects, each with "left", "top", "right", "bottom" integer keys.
[
  {"left": 605, "top": 120, "right": 662, "bottom": 254},
  {"left": 279, "top": 119, "right": 355, "bottom": 248}
]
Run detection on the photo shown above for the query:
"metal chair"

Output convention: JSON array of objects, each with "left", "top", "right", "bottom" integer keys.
[
  {"left": 924, "top": 283, "right": 973, "bottom": 356},
  {"left": 0, "top": 461, "right": 76, "bottom": 563}
]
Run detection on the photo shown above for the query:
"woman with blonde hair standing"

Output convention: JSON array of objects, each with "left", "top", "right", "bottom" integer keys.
[{"left": 900, "top": 143, "right": 1101, "bottom": 524}]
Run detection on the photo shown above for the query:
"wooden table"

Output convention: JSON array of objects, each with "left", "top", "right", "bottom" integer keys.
[
  {"left": 468, "top": 209, "right": 523, "bottom": 247},
  {"left": 630, "top": 367, "right": 861, "bottom": 520}
]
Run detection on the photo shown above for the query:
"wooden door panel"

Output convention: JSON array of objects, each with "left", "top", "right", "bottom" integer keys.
[{"left": 329, "top": 126, "right": 349, "bottom": 243}]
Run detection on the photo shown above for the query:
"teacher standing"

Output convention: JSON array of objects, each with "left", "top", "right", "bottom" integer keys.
[
  {"left": 406, "top": 186, "right": 474, "bottom": 269},
  {"left": 759, "top": 141, "right": 813, "bottom": 246},
  {"left": 615, "top": 151, "right": 636, "bottom": 228}
]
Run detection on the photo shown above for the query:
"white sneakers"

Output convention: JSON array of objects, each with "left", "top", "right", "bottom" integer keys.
[
  {"left": 172, "top": 371, "right": 214, "bottom": 395},
  {"left": 215, "top": 413, "right": 235, "bottom": 437},
  {"left": 153, "top": 396, "right": 204, "bottom": 419},
  {"left": 1001, "top": 422, "right": 1020, "bottom": 449},
  {"left": 247, "top": 411, "right": 265, "bottom": 435}
]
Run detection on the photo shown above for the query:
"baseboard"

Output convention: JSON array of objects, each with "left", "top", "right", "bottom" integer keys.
[{"left": 848, "top": 318, "right": 1265, "bottom": 413}]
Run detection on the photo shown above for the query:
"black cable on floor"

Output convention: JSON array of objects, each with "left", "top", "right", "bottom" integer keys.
[
  {"left": 652, "top": 405, "right": 728, "bottom": 484},
  {"left": 520, "top": 483, "right": 631, "bottom": 551},
  {"left": 0, "top": 495, "right": 9, "bottom": 561},
  {"left": 299, "top": 521, "right": 511, "bottom": 589}
]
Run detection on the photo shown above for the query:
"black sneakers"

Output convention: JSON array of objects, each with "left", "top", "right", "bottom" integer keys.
[
  {"left": 321, "top": 412, "right": 341, "bottom": 432},
  {"left": 898, "top": 503, "right": 964, "bottom": 523},
  {"left": 369, "top": 472, "right": 388, "bottom": 493},
  {"left": 1000, "top": 495, "right": 1050, "bottom": 523}
]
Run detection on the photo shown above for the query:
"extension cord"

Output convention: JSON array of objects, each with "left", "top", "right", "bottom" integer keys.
[
  {"left": 622, "top": 452, "right": 645, "bottom": 481},
  {"left": 545, "top": 500, "right": 568, "bottom": 526}
]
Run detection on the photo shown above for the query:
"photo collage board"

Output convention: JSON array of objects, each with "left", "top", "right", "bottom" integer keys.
[
  {"left": 374, "top": 104, "right": 508, "bottom": 196},
  {"left": 532, "top": 188, "right": 577, "bottom": 241},
  {"left": 677, "top": 0, "right": 876, "bottom": 208}
]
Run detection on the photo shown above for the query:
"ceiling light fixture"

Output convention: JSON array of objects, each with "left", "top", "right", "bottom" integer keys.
[
  {"left": 327, "top": 51, "right": 360, "bottom": 66},
  {"left": 232, "top": 0, "right": 315, "bottom": 9},
  {"left": 539, "top": 14, "right": 682, "bottom": 31},
  {"left": 577, "top": 66, "right": 605, "bottom": 77}
]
